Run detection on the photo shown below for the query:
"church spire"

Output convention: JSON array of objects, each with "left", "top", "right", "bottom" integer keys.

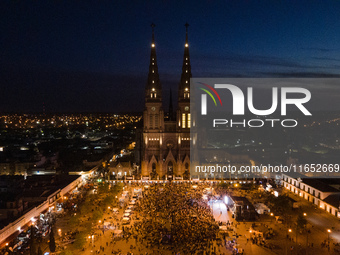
[
  {"left": 178, "top": 23, "right": 192, "bottom": 102},
  {"left": 169, "top": 88, "right": 174, "bottom": 120},
  {"left": 145, "top": 23, "right": 162, "bottom": 102}
]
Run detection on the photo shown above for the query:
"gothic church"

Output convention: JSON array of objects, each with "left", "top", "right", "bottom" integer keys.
[{"left": 141, "top": 23, "right": 191, "bottom": 179}]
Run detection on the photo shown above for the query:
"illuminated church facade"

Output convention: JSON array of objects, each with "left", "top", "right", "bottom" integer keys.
[{"left": 141, "top": 23, "right": 191, "bottom": 179}]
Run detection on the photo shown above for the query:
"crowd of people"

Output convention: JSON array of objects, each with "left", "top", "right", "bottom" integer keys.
[{"left": 131, "top": 183, "right": 220, "bottom": 254}]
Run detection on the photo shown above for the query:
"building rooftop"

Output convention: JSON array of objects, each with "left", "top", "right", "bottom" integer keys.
[
  {"left": 323, "top": 194, "right": 340, "bottom": 208},
  {"left": 301, "top": 179, "right": 340, "bottom": 193}
]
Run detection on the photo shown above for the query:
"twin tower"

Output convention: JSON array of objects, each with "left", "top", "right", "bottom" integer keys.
[{"left": 141, "top": 23, "right": 191, "bottom": 179}]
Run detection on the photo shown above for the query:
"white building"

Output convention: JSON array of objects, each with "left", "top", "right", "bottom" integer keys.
[{"left": 282, "top": 173, "right": 340, "bottom": 218}]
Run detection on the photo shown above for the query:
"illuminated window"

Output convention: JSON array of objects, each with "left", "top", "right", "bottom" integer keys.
[
  {"left": 154, "top": 93, "right": 157, "bottom": 98},
  {"left": 152, "top": 63, "right": 154, "bottom": 65},
  {"left": 186, "top": 63, "right": 188, "bottom": 65},
  {"left": 182, "top": 113, "right": 186, "bottom": 128},
  {"left": 186, "top": 80, "right": 188, "bottom": 83},
  {"left": 155, "top": 114, "right": 159, "bottom": 127},
  {"left": 152, "top": 70, "right": 154, "bottom": 73},
  {"left": 186, "top": 57, "right": 188, "bottom": 60},
  {"left": 187, "top": 113, "right": 191, "bottom": 128},
  {"left": 186, "top": 70, "right": 188, "bottom": 73},
  {"left": 150, "top": 93, "right": 153, "bottom": 98},
  {"left": 149, "top": 115, "right": 153, "bottom": 128},
  {"left": 152, "top": 80, "right": 154, "bottom": 83}
]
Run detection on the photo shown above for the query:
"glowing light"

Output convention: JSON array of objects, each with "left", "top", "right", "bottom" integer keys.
[
  {"left": 270, "top": 213, "right": 274, "bottom": 216},
  {"left": 185, "top": 43, "right": 188, "bottom": 47},
  {"left": 288, "top": 229, "right": 292, "bottom": 233},
  {"left": 327, "top": 229, "right": 331, "bottom": 233},
  {"left": 303, "top": 213, "right": 307, "bottom": 216},
  {"left": 151, "top": 43, "right": 155, "bottom": 48}
]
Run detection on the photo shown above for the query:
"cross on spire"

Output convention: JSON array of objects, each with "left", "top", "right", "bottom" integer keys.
[
  {"left": 185, "top": 23, "right": 189, "bottom": 43},
  {"left": 185, "top": 22, "right": 189, "bottom": 32},
  {"left": 151, "top": 22, "right": 156, "bottom": 42}
]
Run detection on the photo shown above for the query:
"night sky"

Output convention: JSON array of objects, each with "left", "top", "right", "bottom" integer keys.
[{"left": 1, "top": 1, "right": 340, "bottom": 113}]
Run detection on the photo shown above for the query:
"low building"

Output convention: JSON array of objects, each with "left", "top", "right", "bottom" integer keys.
[
  {"left": 282, "top": 173, "right": 340, "bottom": 217},
  {"left": 108, "top": 161, "right": 133, "bottom": 178},
  {"left": 229, "top": 195, "right": 257, "bottom": 221}
]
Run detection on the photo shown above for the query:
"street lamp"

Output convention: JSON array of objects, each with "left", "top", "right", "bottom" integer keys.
[
  {"left": 327, "top": 229, "right": 331, "bottom": 252},
  {"left": 303, "top": 212, "right": 307, "bottom": 216},
  {"left": 287, "top": 229, "right": 292, "bottom": 255}
]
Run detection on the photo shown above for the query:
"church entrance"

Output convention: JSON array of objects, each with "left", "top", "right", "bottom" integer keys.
[
  {"left": 151, "top": 163, "right": 157, "bottom": 180},
  {"left": 167, "top": 161, "right": 173, "bottom": 180}
]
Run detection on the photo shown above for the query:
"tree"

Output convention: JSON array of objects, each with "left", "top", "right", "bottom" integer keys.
[
  {"left": 69, "top": 214, "right": 81, "bottom": 229},
  {"left": 92, "top": 208, "right": 103, "bottom": 221},
  {"left": 296, "top": 213, "right": 307, "bottom": 229},
  {"left": 49, "top": 228, "right": 56, "bottom": 252},
  {"left": 30, "top": 225, "right": 37, "bottom": 255},
  {"left": 60, "top": 250, "right": 73, "bottom": 255},
  {"left": 37, "top": 246, "right": 43, "bottom": 255},
  {"left": 73, "top": 232, "right": 86, "bottom": 250},
  {"left": 295, "top": 213, "right": 307, "bottom": 244},
  {"left": 270, "top": 194, "right": 293, "bottom": 223}
]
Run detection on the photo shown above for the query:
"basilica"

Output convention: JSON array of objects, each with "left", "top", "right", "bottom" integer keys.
[{"left": 140, "top": 23, "right": 191, "bottom": 179}]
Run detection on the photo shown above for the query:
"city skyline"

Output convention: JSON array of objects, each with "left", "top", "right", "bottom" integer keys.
[{"left": 2, "top": 1, "right": 340, "bottom": 112}]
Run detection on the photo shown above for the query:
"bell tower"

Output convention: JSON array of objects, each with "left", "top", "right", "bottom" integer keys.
[
  {"left": 143, "top": 23, "right": 164, "bottom": 132},
  {"left": 142, "top": 23, "right": 165, "bottom": 177}
]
